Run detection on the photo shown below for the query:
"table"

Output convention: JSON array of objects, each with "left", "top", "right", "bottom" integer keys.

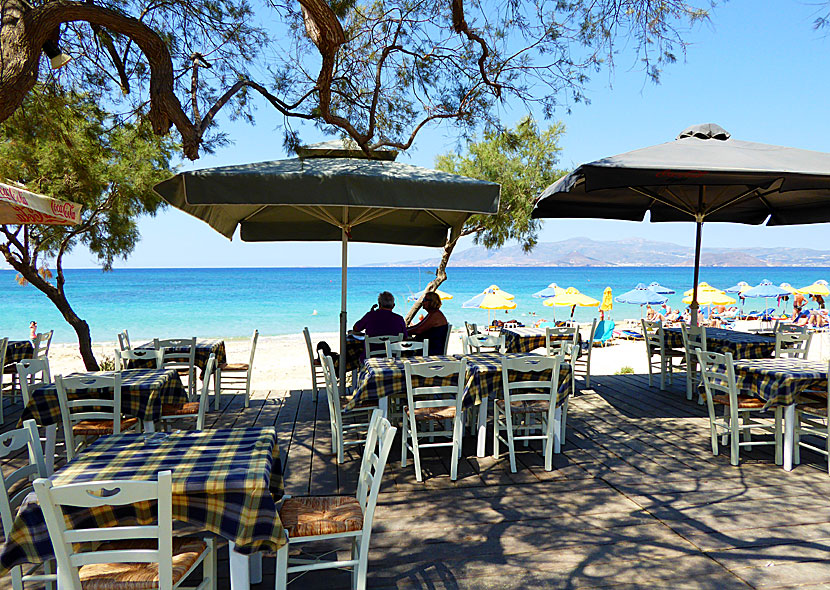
[
  {"left": 347, "top": 352, "right": 573, "bottom": 456},
  {"left": 4, "top": 340, "right": 34, "bottom": 365},
  {"left": 134, "top": 339, "right": 227, "bottom": 373},
  {"left": 664, "top": 327, "right": 775, "bottom": 359},
  {"left": 733, "top": 358, "right": 828, "bottom": 471},
  {"left": 0, "top": 428, "right": 284, "bottom": 589},
  {"left": 20, "top": 369, "right": 189, "bottom": 428},
  {"left": 502, "top": 327, "right": 575, "bottom": 353}
]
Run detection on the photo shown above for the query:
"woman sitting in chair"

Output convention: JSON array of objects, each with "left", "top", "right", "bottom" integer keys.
[{"left": 408, "top": 291, "right": 449, "bottom": 355}]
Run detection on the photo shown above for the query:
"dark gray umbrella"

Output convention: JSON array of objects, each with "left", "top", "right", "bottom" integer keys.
[
  {"left": 155, "top": 141, "right": 500, "bottom": 390},
  {"left": 532, "top": 123, "right": 830, "bottom": 321}
]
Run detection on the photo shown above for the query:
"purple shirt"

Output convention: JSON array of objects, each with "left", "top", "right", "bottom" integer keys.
[{"left": 353, "top": 309, "right": 407, "bottom": 337}]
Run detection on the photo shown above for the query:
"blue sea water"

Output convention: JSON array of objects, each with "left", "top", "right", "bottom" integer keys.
[{"left": 1, "top": 267, "right": 828, "bottom": 343}]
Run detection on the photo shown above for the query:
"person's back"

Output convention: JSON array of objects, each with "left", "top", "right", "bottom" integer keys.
[{"left": 353, "top": 291, "right": 407, "bottom": 337}]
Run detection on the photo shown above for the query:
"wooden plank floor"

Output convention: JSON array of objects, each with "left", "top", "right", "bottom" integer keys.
[{"left": 5, "top": 371, "right": 830, "bottom": 589}]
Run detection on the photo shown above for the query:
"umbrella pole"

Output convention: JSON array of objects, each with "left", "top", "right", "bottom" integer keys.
[
  {"left": 691, "top": 197, "right": 704, "bottom": 327},
  {"left": 339, "top": 227, "right": 348, "bottom": 398}
]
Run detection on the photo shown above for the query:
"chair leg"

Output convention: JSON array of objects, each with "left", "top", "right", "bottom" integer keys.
[
  {"left": 409, "top": 416, "right": 423, "bottom": 482},
  {"left": 353, "top": 535, "right": 370, "bottom": 590},
  {"left": 544, "top": 409, "right": 556, "bottom": 471},
  {"left": 450, "top": 415, "right": 461, "bottom": 481},
  {"left": 214, "top": 367, "right": 222, "bottom": 411},
  {"left": 774, "top": 407, "right": 783, "bottom": 466},
  {"left": 505, "top": 411, "right": 517, "bottom": 473},
  {"left": 730, "top": 407, "right": 740, "bottom": 466},
  {"left": 401, "top": 416, "right": 408, "bottom": 467},
  {"left": 794, "top": 410, "right": 802, "bottom": 466},
  {"left": 742, "top": 412, "right": 752, "bottom": 450},
  {"left": 275, "top": 541, "right": 289, "bottom": 590},
  {"left": 492, "top": 403, "right": 500, "bottom": 460},
  {"left": 659, "top": 356, "right": 666, "bottom": 390}
]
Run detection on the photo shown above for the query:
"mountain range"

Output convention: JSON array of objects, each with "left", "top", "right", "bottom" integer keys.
[{"left": 365, "top": 237, "right": 830, "bottom": 267}]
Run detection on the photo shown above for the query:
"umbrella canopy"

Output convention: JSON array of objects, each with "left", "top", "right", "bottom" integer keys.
[
  {"left": 647, "top": 282, "right": 675, "bottom": 294},
  {"left": 798, "top": 280, "right": 830, "bottom": 296},
  {"left": 543, "top": 287, "right": 600, "bottom": 307},
  {"left": 778, "top": 282, "right": 797, "bottom": 294},
  {"left": 533, "top": 283, "right": 565, "bottom": 298},
  {"left": 407, "top": 288, "right": 453, "bottom": 302},
  {"left": 725, "top": 281, "right": 751, "bottom": 294},
  {"left": 682, "top": 290, "right": 736, "bottom": 306},
  {"left": 0, "top": 181, "right": 82, "bottom": 225},
  {"left": 742, "top": 279, "right": 791, "bottom": 298},
  {"left": 532, "top": 123, "right": 830, "bottom": 324},
  {"left": 600, "top": 287, "right": 613, "bottom": 312},
  {"left": 463, "top": 286, "right": 517, "bottom": 310},
  {"left": 615, "top": 283, "right": 668, "bottom": 305},
  {"left": 683, "top": 282, "right": 723, "bottom": 297},
  {"left": 154, "top": 141, "right": 500, "bottom": 391}
]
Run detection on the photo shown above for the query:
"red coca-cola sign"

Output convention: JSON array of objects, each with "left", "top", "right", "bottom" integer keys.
[
  {"left": 0, "top": 185, "right": 30, "bottom": 205},
  {"left": 50, "top": 200, "right": 76, "bottom": 220}
]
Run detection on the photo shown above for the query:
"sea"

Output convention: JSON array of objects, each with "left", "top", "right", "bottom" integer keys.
[{"left": 1, "top": 267, "right": 828, "bottom": 343}]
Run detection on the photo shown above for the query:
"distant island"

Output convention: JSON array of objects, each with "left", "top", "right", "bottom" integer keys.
[{"left": 363, "top": 237, "right": 830, "bottom": 268}]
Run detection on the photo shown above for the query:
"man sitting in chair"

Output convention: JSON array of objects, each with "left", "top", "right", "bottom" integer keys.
[{"left": 353, "top": 291, "right": 407, "bottom": 337}]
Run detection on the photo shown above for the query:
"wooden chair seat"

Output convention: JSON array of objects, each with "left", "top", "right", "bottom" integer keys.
[
  {"left": 175, "top": 368, "right": 191, "bottom": 376},
  {"left": 73, "top": 417, "right": 138, "bottom": 436},
  {"left": 798, "top": 402, "right": 828, "bottom": 417},
  {"left": 76, "top": 537, "right": 207, "bottom": 590},
  {"left": 161, "top": 402, "right": 200, "bottom": 416},
  {"left": 711, "top": 394, "right": 766, "bottom": 409},
  {"left": 341, "top": 396, "right": 376, "bottom": 411},
  {"left": 279, "top": 496, "right": 363, "bottom": 538},
  {"left": 219, "top": 362, "right": 249, "bottom": 372},
  {"left": 404, "top": 405, "right": 457, "bottom": 421},
  {"left": 495, "top": 399, "right": 550, "bottom": 414}
]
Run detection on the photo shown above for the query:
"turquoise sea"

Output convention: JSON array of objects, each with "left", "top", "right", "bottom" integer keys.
[{"left": 2, "top": 267, "right": 829, "bottom": 343}]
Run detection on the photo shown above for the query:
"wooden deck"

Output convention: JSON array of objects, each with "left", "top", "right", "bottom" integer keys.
[{"left": 6, "top": 371, "right": 830, "bottom": 589}]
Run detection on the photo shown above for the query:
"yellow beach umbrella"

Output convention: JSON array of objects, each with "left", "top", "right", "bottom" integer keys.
[
  {"left": 407, "top": 288, "right": 453, "bottom": 302},
  {"left": 486, "top": 284, "right": 514, "bottom": 300},
  {"left": 463, "top": 286, "right": 517, "bottom": 310},
  {"left": 798, "top": 281, "right": 830, "bottom": 296},
  {"left": 600, "top": 287, "right": 613, "bottom": 312},
  {"left": 682, "top": 291, "right": 736, "bottom": 306},
  {"left": 543, "top": 287, "right": 600, "bottom": 308},
  {"left": 779, "top": 282, "right": 797, "bottom": 294},
  {"left": 683, "top": 282, "right": 723, "bottom": 297}
]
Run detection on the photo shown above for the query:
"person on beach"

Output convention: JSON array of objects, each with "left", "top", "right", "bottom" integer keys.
[
  {"left": 353, "top": 291, "right": 407, "bottom": 337},
  {"left": 646, "top": 305, "right": 659, "bottom": 321},
  {"left": 794, "top": 292, "right": 807, "bottom": 314},
  {"left": 408, "top": 291, "right": 449, "bottom": 355},
  {"left": 810, "top": 294, "right": 826, "bottom": 309},
  {"left": 29, "top": 321, "right": 37, "bottom": 341}
]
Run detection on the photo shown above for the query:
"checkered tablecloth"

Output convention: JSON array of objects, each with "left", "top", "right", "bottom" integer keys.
[
  {"left": 664, "top": 327, "right": 775, "bottom": 360},
  {"left": 19, "top": 369, "right": 189, "bottom": 426},
  {"left": 344, "top": 336, "right": 365, "bottom": 372},
  {"left": 732, "top": 358, "right": 829, "bottom": 408},
  {"left": 0, "top": 428, "right": 284, "bottom": 572},
  {"left": 134, "top": 339, "right": 227, "bottom": 373},
  {"left": 346, "top": 352, "right": 572, "bottom": 410},
  {"left": 502, "top": 328, "right": 576, "bottom": 353},
  {"left": 4, "top": 340, "right": 34, "bottom": 365}
]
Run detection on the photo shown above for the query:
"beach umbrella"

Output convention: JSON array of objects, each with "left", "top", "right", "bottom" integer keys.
[
  {"left": 544, "top": 286, "right": 599, "bottom": 318},
  {"left": 532, "top": 123, "right": 830, "bottom": 325},
  {"left": 798, "top": 280, "right": 830, "bottom": 296},
  {"left": 681, "top": 290, "right": 736, "bottom": 306},
  {"left": 154, "top": 140, "right": 500, "bottom": 391},
  {"left": 407, "top": 288, "right": 453, "bottom": 302},
  {"left": 615, "top": 283, "right": 668, "bottom": 305},
  {"left": 600, "top": 287, "right": 613, "bottom": 319},
  {"left": 742, "top": 279, "right": 790, "bottom": 317},
  {"left": 0, "top": 180, "right": 82, "bottom": 225},
  {"left": 648, "top": 282, "right": 675, "bottom": 294},
  {"left": 725, "top": 281, "right": 751, "bottom": 293},
  {"left": 463, "top": 285, "right": 517, "bottom": 324},
  {"left": 533, "top": 282, "right": 566, "bottom": 298},
  {"left": 683, "top": 282, "right": 723, "bottom": 297},
  {"left": 485, "top": 284, "right": 514, "bottom": 299}
]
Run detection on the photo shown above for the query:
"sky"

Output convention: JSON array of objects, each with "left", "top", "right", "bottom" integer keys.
[{"left": 12, "top": 1, "right": 830, "bottom": 269}]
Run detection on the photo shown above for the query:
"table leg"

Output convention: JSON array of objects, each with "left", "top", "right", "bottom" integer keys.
[
  {"left": 143, "top": 421, "right": 155, "bottom": 433},
  {"left": 477, "top": 395, "right": 489, "bottom": 457},
  {"left": 784, "top": 403, "right": 796, "bottom": 471},
  {"left": 228, "top": 541, "right": 250, "bottom": 590},
  {"left": 250, "top": 552, "right": 263, "bottom": 584}
]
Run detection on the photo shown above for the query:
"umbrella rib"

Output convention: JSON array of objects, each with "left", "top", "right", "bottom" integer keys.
[
  {"left": 704, "top": 185, "right": 771, "bottom": 217},
  {"left": 295, "top": 205, "right": 345, "bottom": 228},
  {"left": 239, "top": 205, "right": 269, "bottom": 223},
  {"left": 630, "top": 187, "right": 696, "bottom": 217},
  {"left": 349, "top": 208, "right": 395, "bottom": 226}
]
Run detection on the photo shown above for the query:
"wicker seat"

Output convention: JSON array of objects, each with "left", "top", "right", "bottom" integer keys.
[
  {"left": 219, "top": 362, "right": 248, "bottom": 372},
  {"left": 279, "top": 497, "right": 364, "bottom": 538},
  {"left": 798, "top": 402, "right": 828, "bottom": 417},
  {"left": 495, "top": 399, "right": 550, "bottom": 414},
  {"left": 710, "top": 394, "right": 767, "bottom": 409},
  {"left": 406, "top": 405, "right": 457, "bottom": 421},
  {"left": 161, "top": 402, "right": 200, "bottom": 416},
  {"left": 77, "top": 537, "right": 208, "bottom": 590},
  {"left": 73, "top": 417, "right": 138, "bottom": 436}
]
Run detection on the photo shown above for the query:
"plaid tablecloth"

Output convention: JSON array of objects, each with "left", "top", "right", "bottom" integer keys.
[
  {"left": 134, "top": 339, "right": 227, "bottom": 373},
  {"left": 19, "top": 369, "right": 189, "bottom": 426},
  {"left": 0, "top": 428, "right": 284, "bottom": 572},
  {"left": 664, "top": 327, "right": 775, "bottom": 360},
  {"left": 346, "top": 352, "right": 572, "bottom": 410},
  {"left": 4, "top": 340, "right": 34, "bottom": 365},
  {"left": 344, "top": 336, "right": 365, "bottom": 372},
  {"left": 732, "top": 358, "right": 829, "bottom": 408},
  {"left": 502, "top": 328, "right": 577, "bottom": 353}
]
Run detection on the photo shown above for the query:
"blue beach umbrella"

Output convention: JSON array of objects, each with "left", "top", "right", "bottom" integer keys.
[
  {"left": 742, "top": 279, "right": 790, "bottom": 320},
  {"left": 533, "top": 283, "right": 565, "bottom": 298},
  {"left": 615, "top": 283, "right": 668, "bottom": 305},
  {"left": 648, "top": 282, "right": 675, "bottom": 295},
  {"left": 725, "top": 281, "right": 750, "bottom": 294}
]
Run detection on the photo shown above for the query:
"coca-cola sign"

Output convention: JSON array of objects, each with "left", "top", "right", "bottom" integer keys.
[
  {"left": 0, "top": 181, "right": 82, "bottom": 225},
  {"left": 50, "top": 200, "right": 77, "bottom": 221},
  {"left": 0, "top": 184, "right": 30, "bottom": 206}
]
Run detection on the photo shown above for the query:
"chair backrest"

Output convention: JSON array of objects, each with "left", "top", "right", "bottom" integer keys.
[
  {"left": 696, "top": 350, "right": 738, "bottom": 400},
  {"left": 545, "top": 326, "right": 578, "bottom": 358},
  {"left": 641, "top": 319, "right": 664, "bottom": 353},
  {"left": 114, "top": 347, "right": 164, "bottom": 371},
  {"left": 55, "top": 373, "right": 124, "bottom": 461},
  {"left": 15, "top": 358, "right": 52, "bottom": 406},
  {"left": 680, "top": 324, "right": 707, "bottom": 353},
  {"left": 195, "top": 354, "right": 217, "bottom": 430},
  {"left": 247, "top": 329, "right": 259, "bottom": 375},
  {"left": 0, "top": 337, "right": 7, "bottom": 390},
  {"left": 462, "top": 333, "right": 505, "bottom": 354},
  {"left": 33, "top": 330, "right": 53, "bottom": 359},
  {"left": 302, "top": 327, "right": 316, "bottom": 368},
  {"left": 320, "top": 354, "right": 344, "bottom": 433},
  {"left": 775, "top": 331, "right": 811, "bottom": 359},
  {"left": 153, "top": 337, "right": 197, "bottom": 367},
  {"left": 364, "top": 334, "right": 402, "bottom": 359},
  {"left": 0, "top": 421, "right": 47, "bottom": 539},
  {"left": 776, "top": 322, "right": 807, "bottom": 334},
  {"left": 443, "top": 324, "right": 453, "bottom": 355},
  {"left": 390, "top": 339, "right": 429, "bottom": 359},
  {"left": 356, "top": 411, "right": 397, "bottom": 530},
  {"left": 501, "top": 354, "right": 562, "bottom": 410},
  {"left": 464, "top": 322, "right": 479, "bottom": 337},
  {"left": 404, "top": 360, "right": 466, "bottom": 416},
  {"left": 117, "top": 329, "right": 132, "bottom": 351},
  {"left": 34, "top": 471, "right": 175, "bottom": 590}
]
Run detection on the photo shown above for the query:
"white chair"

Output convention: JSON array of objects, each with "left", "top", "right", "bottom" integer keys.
[
  {"left": 545, "top": 326, "right": 578, "bottom": 357},
  {"left": 572, "top": 319, "right": 597, "bottom": 388},
  {"left": 389, "top": 339, "right": 429, "bottom": 358},
  {"left": 0, "top": 337, "right": 7, "bottom": 422},
  {"left": 461, "top": 333, "right": 505, "bottom": 354},
  {"left": 160, "top": 354, "right": 216, "bottom": 431},
  {"left": 401, "top": 359, "right": 466, "bottom": 482},
  {"left": 794, "top": 361, "right": 830, "bottom": 473},
  {"left": 117, "top": 329, "right": 131, "bottom": 351},
  {"left": 34, "top": 470, "right": 216, "bottom": 590},
  {"left": 493, "top": 354, "right": 564, "bottom": 472},
  {"left": 442, "top": 324, "right": 453, "bottom": 354},
  {"left": 321, "top": 354, "right": 378, "bottom": 464},
  {"left": 55, "top": 373, "right": 139, "bottom": 461},
  {"left": 275, "top": 410, "right": 396, "bottom": 590},
  {"left": 696, "top": 350, "right": 782, "bottom": 466},
  {"left": 0, "top": 420, "right": 56, "bottom": 590},
  {"left": 154, "top": 337, "right": 197, "bottom": 399},
  {"left": 642, "top": 319, "right": 685, "bottom": 390},
  {"left": 216, "top": 329, "right": 258, "bottom": 409},
  {"left": 303, "top": 327, "right": 326, "bottom": 402},
  {"left": 33, "top": 330, "right": 53, "bottom": 360},
  {"left": 680, "top": 324, "right": 707, "bottom": 401},
  {"left": 775, "top": 331, "right": 811, "bottom": 359},
  {"left": 464, "top": 321, "right": 479, "bottom": 337},
  {"left": 16, "top": 358, "right": 57, "bottom": 475},
  {"left": 364, "top": 334, "right": 402, "bottom": 359},
  {"left": 114, "top": 347, "right": 164, "bottom": 370}
]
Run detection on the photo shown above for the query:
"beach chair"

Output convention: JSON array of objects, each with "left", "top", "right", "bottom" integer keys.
[
  {"left": 216, "top": 329, "right": 258, "bottom": 409},
  {"left": 696, "top": 350, "right": 782, "bottom": 466},
  {"left": 794, "top": 360, "right": 830, "bottom": 473},
  {"left": 594, "top": 320, "right": 615, "bottom": 346},
  {"left": 275, "top": 411, "right": 396, "bottom": 590}
]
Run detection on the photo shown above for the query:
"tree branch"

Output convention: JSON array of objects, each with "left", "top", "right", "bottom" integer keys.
[{"left": 451, "top": 0, "right": 502, "bottom": 97}]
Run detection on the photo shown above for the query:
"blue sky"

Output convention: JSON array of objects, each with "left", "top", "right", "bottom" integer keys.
[{"left": 19, "top": 1, "right": 830, "bottom": 268}]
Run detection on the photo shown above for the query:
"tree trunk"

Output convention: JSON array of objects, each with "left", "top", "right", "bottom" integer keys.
[{"left": 404, "top": 230, "right": 461, "bottom": 324}]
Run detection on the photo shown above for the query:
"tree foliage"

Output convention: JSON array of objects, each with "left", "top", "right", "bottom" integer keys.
[
  {"left": 0, "top": 0, "right": 711, "bottom": 159},
  {"left": 0, "top": 84, "right": 176, "bottom": 368}
]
